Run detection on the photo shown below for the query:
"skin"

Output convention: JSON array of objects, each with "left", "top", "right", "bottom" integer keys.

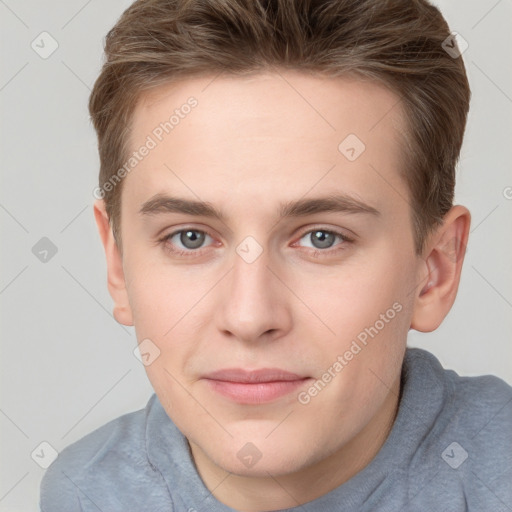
[{"left": 94, "top": 71, "right": 470, "bottom": 511}]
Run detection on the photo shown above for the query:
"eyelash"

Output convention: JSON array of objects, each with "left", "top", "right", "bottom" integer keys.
[{"left": 159, "top": 226, "right": 354, "bottom": 258}]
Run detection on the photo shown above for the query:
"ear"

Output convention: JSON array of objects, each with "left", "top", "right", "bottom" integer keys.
[
  {"left": 93, "top": 200, "right": 134, "bottom": 326},
  {"left": 411, "top": 205, "right": 471, "bottom": 332}
]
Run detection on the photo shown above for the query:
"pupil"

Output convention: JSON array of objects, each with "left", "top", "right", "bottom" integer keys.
[
  {"left": 181, "top": 230, "right": 204, "bottom": 249},
  {"left": 312, "top": 230, "right": 334, "bottom": 249}
]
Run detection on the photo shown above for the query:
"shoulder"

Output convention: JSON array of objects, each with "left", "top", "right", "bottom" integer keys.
[
  {"left": 444, "top": 362, "right": 512, "bottom": 481},
  {"left": 405, "top": 348, "right": 512, "bottom": 508},
  {"left": 406, "top": 347, "right": 512, "bottom": 408},
  {"left": 39, "top": 394, "right": 168, "bottom": 511},
  {"left": 435, "top": 351, "right": 512, "bottom": 432},
  {"left": 407, "top": 347, "right": 512, "bottom": 438}
]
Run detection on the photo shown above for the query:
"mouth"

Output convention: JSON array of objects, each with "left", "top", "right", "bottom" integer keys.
[{"left": 202, "top": 368, "right": 312, "bottom": 404}]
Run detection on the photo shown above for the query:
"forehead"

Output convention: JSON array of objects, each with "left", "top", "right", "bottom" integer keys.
[{"left": 125, "top": 71, "right": 408, "bottom": 219}]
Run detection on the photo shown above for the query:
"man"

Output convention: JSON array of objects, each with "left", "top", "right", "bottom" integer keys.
[{"left": 40, "top": 0, "right": 512, "bottom": 510}]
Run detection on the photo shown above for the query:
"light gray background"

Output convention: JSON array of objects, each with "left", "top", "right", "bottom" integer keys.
[{"left": 1, "top": 0, "right": 511, "bottom": 510}]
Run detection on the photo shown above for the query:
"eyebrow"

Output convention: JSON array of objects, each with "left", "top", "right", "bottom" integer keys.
[{"left": 139, "top": 193, "right": 380, "bottom": 221}]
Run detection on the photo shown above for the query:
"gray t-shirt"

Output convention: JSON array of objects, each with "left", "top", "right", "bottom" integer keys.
[{"left": 40, "top": 348, "right": 512, "bottom": 511}]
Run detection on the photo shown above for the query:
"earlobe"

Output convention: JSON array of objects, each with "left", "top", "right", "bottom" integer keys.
[
  {"left": 411, "top": 205, "right": 471, "bottom": 333},
  {"left": 93, "top": 200, "right": 134, "bottom": 326}
]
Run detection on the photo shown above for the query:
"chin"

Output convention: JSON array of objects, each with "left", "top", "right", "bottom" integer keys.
[{"left": 202, "top": 436, "right": 315, "bottom": 478}]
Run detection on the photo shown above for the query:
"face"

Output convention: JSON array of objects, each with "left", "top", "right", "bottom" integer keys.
[{"left": 116, "top": 72, "right": 422, "bottom": 479}]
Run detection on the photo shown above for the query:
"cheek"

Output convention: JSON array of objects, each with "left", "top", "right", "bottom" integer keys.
[
  {"left": 296, "top": 251, "right": 414, "bottom": 393},
  {"left": 124, "top": 251, "right": 190, "bottom": 335},
  {"left": 129, "top": 280, "right": 170, "bottom": 336},
  {"left": 299, "top": 257, "right": 409, "bottom": 342},
  {"left": 124, "top": 260, "right": 207, "bottom": 379}
]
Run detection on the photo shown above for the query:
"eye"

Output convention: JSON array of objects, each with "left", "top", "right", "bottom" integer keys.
[
  {"left": 164, "top": 228, "right": 214, "bottom": 254},
  {"left": 160, "top": 226, "right": 352, "bottom": 259},
  {"left": 295, "top": 228, "right": 352, "bottom": 252}
]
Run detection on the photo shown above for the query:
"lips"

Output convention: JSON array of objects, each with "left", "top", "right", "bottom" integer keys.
[
  {"left": 202, "top": 368, "right": 311, "bottom": 404},
  {"left": 204, "top": 368, "right": 305, "bottom": 383}
]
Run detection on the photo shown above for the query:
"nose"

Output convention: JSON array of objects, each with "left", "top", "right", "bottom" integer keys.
[{"left": 215, "top": 246, "right": 292, "bottom": 344}]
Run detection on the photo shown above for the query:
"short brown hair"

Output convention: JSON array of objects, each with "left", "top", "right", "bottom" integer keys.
[{"left": 89, "top": 0, "right": 470, "bottom": 254}]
